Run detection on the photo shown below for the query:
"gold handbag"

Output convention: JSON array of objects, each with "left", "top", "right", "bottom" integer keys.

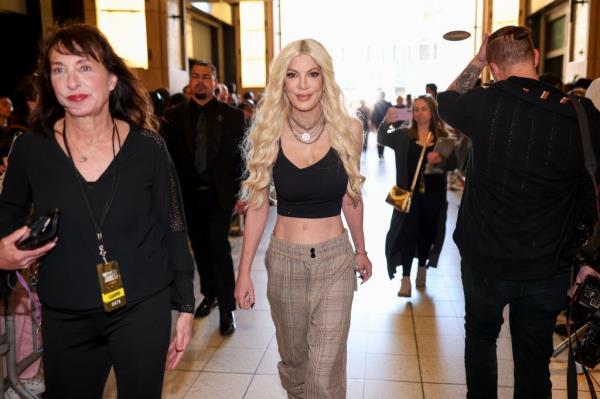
[{"left": 385, "top": 132, "right": 431, "bottom": 213}]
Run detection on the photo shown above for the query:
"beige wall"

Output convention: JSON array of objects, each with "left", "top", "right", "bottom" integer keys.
[
  {"left": 85, "top": 0, "right": 171, "bottom": 92},
  {"left": 589, "top": 0, "right": 600, "bottom": 78},
  {"left": 526, "top": 0, "right": 598, "bottom": 81},
  {"left": 190, "top": 19, "right": 212, "bottom": 63},
  {"left": 0, "top": 0, "right": 26, "bottom": 14},
  {"left": 528, "top": 0, "right": 554, "bottom": 14},
  {"left": 167, "top": 0, "right": 188, "bottom": 94},
  {"left": 136, "top": 0, "right": 168, "bottom": 91}
]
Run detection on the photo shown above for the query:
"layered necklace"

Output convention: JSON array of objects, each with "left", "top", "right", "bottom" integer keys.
[{"left": 287, "top": 112, "right": 326, "bottom": 144}]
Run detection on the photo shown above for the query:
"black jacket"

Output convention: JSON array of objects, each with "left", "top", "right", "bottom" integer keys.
[
  {"left": 0, "top": 127, "right": 195, "bottom": 311},
  {"left": 438, "top": 76, "right": 600, "bottom": 280},
  {"left": 162, "top": 99, "right": 245, "bottom": 212}
]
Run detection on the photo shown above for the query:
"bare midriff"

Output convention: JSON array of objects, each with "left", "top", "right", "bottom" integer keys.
[{"left": 273, "top": 214, "right": 345, "bottom": 244}]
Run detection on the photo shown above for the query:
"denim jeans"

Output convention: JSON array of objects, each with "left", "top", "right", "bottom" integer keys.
[{"left": 461, "top": 261, "right": 570, "bottom": 399}]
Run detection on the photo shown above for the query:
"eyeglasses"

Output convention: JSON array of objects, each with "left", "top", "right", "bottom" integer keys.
[{"left": 489, "top": 26, "right": 531, "bottom": 42}]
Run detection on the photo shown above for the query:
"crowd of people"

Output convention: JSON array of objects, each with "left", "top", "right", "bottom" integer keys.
[{"left": 0, "top": 21, "right": 599, "bottom": 399}]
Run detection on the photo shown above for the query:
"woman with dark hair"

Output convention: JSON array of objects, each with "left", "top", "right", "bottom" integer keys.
[
  {"left": 0, "top": 24, "right": 195, "bottom": 398},
  {"left": 378, "top": 95, "right": 456, "bottom": 297}
]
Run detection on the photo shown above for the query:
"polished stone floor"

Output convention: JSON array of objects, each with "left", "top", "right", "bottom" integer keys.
[{"left": 103, "top": 134, "right": 599, "bottom": 398}]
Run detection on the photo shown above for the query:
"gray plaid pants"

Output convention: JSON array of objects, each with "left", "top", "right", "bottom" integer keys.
[{"left": 266, "top": 230, "right": 357, "bottom": 399}]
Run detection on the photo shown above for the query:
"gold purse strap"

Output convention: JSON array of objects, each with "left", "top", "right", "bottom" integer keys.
[{"left": 409, "top": 132, "right": 431, "bottom": 192}]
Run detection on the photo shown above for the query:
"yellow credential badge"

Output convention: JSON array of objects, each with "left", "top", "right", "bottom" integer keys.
[{"left": 96, "top": 260, "right": 127, "bottom": 312}]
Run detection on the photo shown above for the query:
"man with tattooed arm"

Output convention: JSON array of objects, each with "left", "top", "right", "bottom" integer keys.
[{"left": 438, "top": 26, "right": 600, "bottom": 399}]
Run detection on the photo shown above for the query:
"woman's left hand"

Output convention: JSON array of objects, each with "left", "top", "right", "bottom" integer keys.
[
  {"left": 166, "top": 312, "right": 194, "bottom": 370},
  {"left": 356, "top": 254, "right": 373, "bottom": 284},
  {"left": 427, "top": 151, "right": 443, "bottom": 165}
]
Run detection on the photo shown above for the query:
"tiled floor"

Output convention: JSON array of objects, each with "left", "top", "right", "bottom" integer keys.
[{"left": 102, "top": 136, "right": 599, "bottom": 398}]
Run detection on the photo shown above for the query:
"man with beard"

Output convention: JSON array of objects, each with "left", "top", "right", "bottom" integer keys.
[{"left": 163, "top": 61, "right": 245, "bottom": 336}]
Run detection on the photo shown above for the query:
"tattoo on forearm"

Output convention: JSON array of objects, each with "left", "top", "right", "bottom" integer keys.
[{"left": 447, "top": 62, "right": 484, "bottom": 94}]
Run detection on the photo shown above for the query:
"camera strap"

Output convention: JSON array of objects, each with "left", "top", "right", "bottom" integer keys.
[
  {"left": 566, "top": 93, "right": 599, "bottom": 399},
  {"left": 568, "top": 93, "right": 599, "bottom": 218}
]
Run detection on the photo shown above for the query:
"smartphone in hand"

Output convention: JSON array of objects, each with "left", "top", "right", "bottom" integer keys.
[{"left": 16, "top": 208, "right": 59, "bottom": 250}]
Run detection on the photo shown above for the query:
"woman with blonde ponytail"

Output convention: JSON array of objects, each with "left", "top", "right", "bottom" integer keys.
[{"left": 234, "top": 39, "right": 371, "bottom": 398}]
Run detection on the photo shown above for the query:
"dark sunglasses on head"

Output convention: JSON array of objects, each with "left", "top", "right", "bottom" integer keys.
[{"left": 489, "top": 26, "right": 531, "bottom": 42}]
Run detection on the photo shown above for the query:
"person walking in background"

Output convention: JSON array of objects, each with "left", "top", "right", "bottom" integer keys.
[
  {"left": 182, "top": 85, "right": 192, "bottom": 99},
  {"left": 234, "top": 38, "right": 372, "bottom": 399},
  {"left": 0, "top": 24, "right": 195, "bottom": 398},
  {"left": 0, "top": 96, "right": 13, "bottom": 137},
  {"left": 356, "top": 99, "right": 371, "bottom": 151},
  {"left": 379, "top": 95, "right": 456, "bottom": 297},
  {"left": 438, "top": 27, "right": 600, "bottom": 399},
  {"left": 425, "top": 83, "right": 438, "bottom": 99},
  {"left": 371, "top": 91, "right": 391, "bottom": 159},
  {"left": 395, "top": 95, "right": 406, "bottom": 108},
  {"left": 215, "top": 83, "right": 229, "bottom": 103},
  {"left": 226, "top": 82, "right": 240, "bottom": 107},
  {"left": 162, "top": 60, "right": 245, "bottom": 336}
]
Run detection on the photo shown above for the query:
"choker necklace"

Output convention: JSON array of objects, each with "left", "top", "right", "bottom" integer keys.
[{"left": 287, "top": 112, "right": 326, "bottom": 144}]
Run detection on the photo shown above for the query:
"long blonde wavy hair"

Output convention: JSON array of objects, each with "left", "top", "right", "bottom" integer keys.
[{"left": 241, "top": 39, "right": 365, "bottom": 209}]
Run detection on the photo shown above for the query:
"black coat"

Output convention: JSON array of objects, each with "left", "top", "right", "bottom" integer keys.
[
  {"left": 378, "top": 124, "right": 457, "bottom": 279},
  {"left": 162, "top": 99, "right": 246, "bottom": 212}
]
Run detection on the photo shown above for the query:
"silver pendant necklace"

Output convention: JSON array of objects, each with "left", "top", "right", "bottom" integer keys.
[
  {"left": 65, "top": 137, "right": 99, "bottom": 163},
  {"left": 288, "top": 112, "right": 325, "bottom": 144}
]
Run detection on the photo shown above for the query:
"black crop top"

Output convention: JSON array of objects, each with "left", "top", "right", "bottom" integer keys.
[{"left": 273, "top": 145, "right": 348, "bottom": 218}]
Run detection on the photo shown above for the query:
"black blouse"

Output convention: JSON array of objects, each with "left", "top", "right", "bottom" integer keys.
[
  {"left": 406, "top": 142, "right": 446, "bottom": 194},
  {"left": 0, "top": 125, "right": 195, "bottom": 312}
]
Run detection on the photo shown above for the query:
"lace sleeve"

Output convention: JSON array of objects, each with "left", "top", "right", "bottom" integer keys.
[{"left": 142, "top": 129, "right": 195, "bottom": 313}]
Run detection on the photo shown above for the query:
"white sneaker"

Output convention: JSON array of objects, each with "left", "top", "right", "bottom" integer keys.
[
  {"left": 416, "top": 266, "right": 427, "bottom": 288},
  {"left": 398, "top": 277, "right": 412, "bottom": 297}
]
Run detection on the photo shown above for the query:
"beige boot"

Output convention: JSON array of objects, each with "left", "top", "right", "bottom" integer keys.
[
  {"left": 416, "top": 266, "right": 427, "bottom": 288},
  {"left": 398, "top": 276, "right": 412, "bottom": 297}
]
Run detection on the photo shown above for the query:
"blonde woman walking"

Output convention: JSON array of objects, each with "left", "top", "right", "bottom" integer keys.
[{"left": 234, "top": 39, "right": 372, "bottom": 399}]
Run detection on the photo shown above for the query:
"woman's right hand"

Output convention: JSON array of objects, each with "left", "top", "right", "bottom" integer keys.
[
  {"left": 235, "top": 273, "right": 255, "bottom": 310},
  {"left": 384, "top": 108, "right": 404, "bottom": 125},
  {"left": 0, "top": 226, "right": 57, "bottom": 270}
]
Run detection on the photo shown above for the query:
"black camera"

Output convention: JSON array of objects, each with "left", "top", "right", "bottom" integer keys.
[
  {"left": 568, "top": 222, "right": 600, "bottom": 367},
  {"left": 16, "top": 208, "right": 59, "bottom": 250}
]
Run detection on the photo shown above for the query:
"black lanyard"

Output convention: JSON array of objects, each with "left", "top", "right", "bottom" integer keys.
[{"left": 62, "top": 119, "right": 121, "bottom": 264}]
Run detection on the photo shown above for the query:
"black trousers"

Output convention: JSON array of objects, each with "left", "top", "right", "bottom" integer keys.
[
  {"left": 186, "top": 188, "right": 236, "bottom": 312},
  {"left": 398, "top": 192, "right": 445, "bottom": 276},
  {"left": 42, "top": 287, "right": 171, "bottom": 399},
  {"left": 461, "top": 262, "right": 569, "bottom": 399}
]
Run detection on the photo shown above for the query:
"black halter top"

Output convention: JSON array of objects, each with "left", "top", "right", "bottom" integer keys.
[{"left": 272, "top": 144, "right": 349, "bottom": 218}]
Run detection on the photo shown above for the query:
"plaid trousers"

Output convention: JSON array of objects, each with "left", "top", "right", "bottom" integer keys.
[{"left": 266, "top": 230, "right": 357, "bottom": 399}]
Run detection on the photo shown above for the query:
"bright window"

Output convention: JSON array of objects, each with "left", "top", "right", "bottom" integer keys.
[
  {"left": 492, "top": 0, "right": 520, "bottom": 32},
  {"left": 95, "top": 0, "right": 148, "bottom": 69},
  {"left": 280, "top": 0, "right": 480, "bottom": 104},
  {"left": 240, "top": 1, "right": 266, "bottom": 88}
]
